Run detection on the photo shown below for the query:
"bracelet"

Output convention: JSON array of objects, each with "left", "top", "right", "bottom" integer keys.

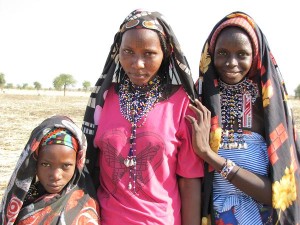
[
  {"left": 227, "top": 166, "right": 240, "bottom": 182},
  {"left": 219, "top": 159, "right": 235, "bottom": 179}
]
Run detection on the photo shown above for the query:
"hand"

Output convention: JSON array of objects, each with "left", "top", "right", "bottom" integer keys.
[{"left": 186, "top": 99, "right": 212, "bottom": 159}]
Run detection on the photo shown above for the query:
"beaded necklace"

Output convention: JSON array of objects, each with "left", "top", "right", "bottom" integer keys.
[
  {"left": 119, "top": 76, "right": 162, "bottom": 193},
  {"left": 23, "top": 181, "right": 45, "bottom": 206},
  {"left": 219, "top": 78, "right": 258, "bottom": 149}
]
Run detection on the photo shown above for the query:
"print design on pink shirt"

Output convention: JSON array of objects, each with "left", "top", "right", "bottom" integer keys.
[{"left": 101, "top": 129, "right": 164, "bottom": 198}]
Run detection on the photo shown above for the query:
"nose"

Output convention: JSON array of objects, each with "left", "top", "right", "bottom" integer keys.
[
  {"left": 50, "top": 168, "right": 62, "bottom": 181},
  {"left": 226, "top": 55, "right": 238, "bottom": 67},
  {"left": 132, "top": 55, "right": 145, "bottom": 69}
]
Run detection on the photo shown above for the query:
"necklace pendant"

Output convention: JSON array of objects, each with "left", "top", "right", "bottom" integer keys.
[
  {"left": 232, "top": 142, "right": 238, "bottom": 149},
  {"left": 129, "top": 158, "right": 136, "bottom": 166},
  {"left": 124, "top": 158, "right": 130, "bottom": 167},
  {"left": 224, "top": 130, "right": 229, "bottom": 137},
  {"left": 128, "top": 182, "right": 132, "bottom": 190}
]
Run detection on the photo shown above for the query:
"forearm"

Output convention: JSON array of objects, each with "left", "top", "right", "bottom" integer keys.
[
  {"left": 203, "top": 151, "right": 272, "bottom": 205},
  {"left": 228, "top": 165, "right": 272, "bottom": 205},
  {"left": 178, "top": 177, "right": 201, "bottom": 225}
]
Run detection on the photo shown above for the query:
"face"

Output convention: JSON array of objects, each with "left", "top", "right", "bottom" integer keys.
[
  {"left": 119, "top": 29, "right": 164, "bottom": 86},
  {"left": 214, "top": 27, "right": 253, "bottom": 84},
  {"left": 37, "top": 144, "right": 76, "bottom": 194}
]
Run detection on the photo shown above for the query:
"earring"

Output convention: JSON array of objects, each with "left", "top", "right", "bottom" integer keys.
[{"left": 225, "top": 62, "right": 229, "bottom": 66}]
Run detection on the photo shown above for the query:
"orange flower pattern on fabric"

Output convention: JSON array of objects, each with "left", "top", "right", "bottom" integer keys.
[
  {"left": 210, "top": 127, "right": 222, "bottom": 153},
  {"left": 200, "top": 42, "right": 211, "bottom": 74},
  {"left": 202, "top": 216, "right": 212, "bottom": 225},
  {"left": 262, "top": 80, "right": 273, "bottom": 107},
  {"left": 272, "top": 164, "right": 297, "bottom": 211},
  {"left": 209, "top": 116, "right": 222, "bottom": 153}
]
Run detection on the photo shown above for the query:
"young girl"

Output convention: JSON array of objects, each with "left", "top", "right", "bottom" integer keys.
[
  {"left": 0, "top": 115, "right": 101, "bottom": 225},
  {"left": 187, "top": 11, "right": 300, "bottom": 225},
  {"left": 82, "top": 9, "right": 203, "bottom": 225}
]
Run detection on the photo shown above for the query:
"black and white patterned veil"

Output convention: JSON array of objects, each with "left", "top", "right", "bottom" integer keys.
[{"left": 82, "top": 9, "right": 197, "bottom": 186}]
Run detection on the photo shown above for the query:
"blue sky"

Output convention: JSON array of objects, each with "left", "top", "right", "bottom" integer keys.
[{"left": 0, "top": 0, "right": 299, "bottom": 95}]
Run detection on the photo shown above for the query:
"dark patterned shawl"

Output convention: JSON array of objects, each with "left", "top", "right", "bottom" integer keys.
[
  {"left": 82, "top": 9, "right": 197, "bottom": 187},
  {"left": 0, "top": 115, "right": 100, "bottom": 225},
  {"left": 196, "top": 11, "right": 300, "bottom": 225}
]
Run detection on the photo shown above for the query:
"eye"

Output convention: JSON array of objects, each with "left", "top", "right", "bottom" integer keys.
[
  {"left": 238, "top": 52, "right": 247, "bottom": 57},
  {"left": 237, "top": 50, "right": 251, "bottom": 58},
  {"left": 63, "top": 163, "right": 73, "bottom": 169},
  {"left": 145, "top": 51, "right": 156, "bottom": 57},
  {"left": 217, "top": 50, "right": 227, "bottom": 56},
  {"left": 41, "top": 162, "right": 50, "bottom": 167},
  {"left": 123, "top": 49, "right": 133, "bottom": 54}
]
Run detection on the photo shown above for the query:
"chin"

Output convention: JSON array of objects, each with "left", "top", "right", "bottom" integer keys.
[
  {"left": 132, "top": 80, "right": 149, "bottom": 86},
  {"left": 222, "top": 76, "right": 245, "bottom": 84}
]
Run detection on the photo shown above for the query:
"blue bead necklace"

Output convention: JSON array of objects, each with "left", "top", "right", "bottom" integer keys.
[
  {"left": 219, "top": 78, "right": 258, "bottom": 149},
  {"left": 119, "top": 76, "right": 162, "bottom": 193}
]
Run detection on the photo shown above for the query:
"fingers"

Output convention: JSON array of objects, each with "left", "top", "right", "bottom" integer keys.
[
  {"left": 195, "top": 99, "right": 211, "bottom": 118},
  {"left": 185, "top": 115, "right": 197, "bottom": 125},
  {"left": 189, "top": 99, "right": 211, "bottom": 123}
]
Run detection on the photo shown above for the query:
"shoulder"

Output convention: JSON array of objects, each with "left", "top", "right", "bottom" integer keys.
[
  {"left": 160, "top": 86, "right": 191, "bottom": 113},
  {"left": 166, "top": 85, "right": 189, "bottom": 98},
  {"left": 169, "top": 85, "right": 191, "bottom": 103}
]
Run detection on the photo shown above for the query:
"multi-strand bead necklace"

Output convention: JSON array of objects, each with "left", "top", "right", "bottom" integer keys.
[
  {"left": 119, "top": 76, "right": 162, "bottom": 193},
  {"left": 219, "top": 78, "right": 258, "bottom": 149}
]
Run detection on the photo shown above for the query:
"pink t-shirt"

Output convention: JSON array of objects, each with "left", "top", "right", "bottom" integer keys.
[{"left": 94, "top": 85, "right": 204, "bottom": 225}]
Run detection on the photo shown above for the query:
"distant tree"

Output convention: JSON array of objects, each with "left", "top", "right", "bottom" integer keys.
[
  {"left": 22, "top": 83, "right": 28, "bottom": 89},
  {"left": 33, "top": 81, "right": 42, "bottom": 90},
  {"left": 82, "top": 81, "right": 91, "bottom": 92},
  {"left": 0, "top": 73, "right": 6, "bottom": 91},
  {"left": 295, "top": 84, "right": 300, "bottom": 99},
  {"left": 6, "top": 83, "right": 13, "bottom": 89},
  {"left": 53, "top": 73, "right": 76, "bottom": 96}
]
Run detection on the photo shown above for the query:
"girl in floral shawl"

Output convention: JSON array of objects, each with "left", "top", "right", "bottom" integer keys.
[
  {"left": 0, "top": 115, "right": 100, "bottom": 225},
  {"left": 187, "top": 11, "right": 300, "bottom": 225}
]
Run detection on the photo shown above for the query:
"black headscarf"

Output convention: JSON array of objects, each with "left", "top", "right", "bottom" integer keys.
[{"left": 82, "top": 9, "right": 197, "bottom": 186}]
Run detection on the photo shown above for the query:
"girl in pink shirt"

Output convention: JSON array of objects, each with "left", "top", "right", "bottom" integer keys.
[{"left": 82, "top": 9, "right": 203, "bottom": 225}]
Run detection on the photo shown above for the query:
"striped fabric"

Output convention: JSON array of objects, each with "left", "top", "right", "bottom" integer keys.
[{"left": 213, "top": 132, "right": 271, "bottom": 224}]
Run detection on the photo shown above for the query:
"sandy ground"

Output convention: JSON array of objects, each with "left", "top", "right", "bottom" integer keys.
[
  {"left": 0, "top": 150, "right": 22, "bottom": 199},
  {"left": 3, "top": 88, "right": 90, "bottom": 97}
]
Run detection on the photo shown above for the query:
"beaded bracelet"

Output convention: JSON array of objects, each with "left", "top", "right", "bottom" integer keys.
[{"left": 219, "top": 159, "right": 236, "bottom": 179}]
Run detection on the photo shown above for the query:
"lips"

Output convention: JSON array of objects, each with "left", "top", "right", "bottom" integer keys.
[
  {"left": 47, "top": 184, "right": 62, "bottom": 192},
  {"left": 224, "top": 70, "right": 240, "bottom": 74},
  {"left": 131, "top": 74, "right": 147, "bottom": 78}
]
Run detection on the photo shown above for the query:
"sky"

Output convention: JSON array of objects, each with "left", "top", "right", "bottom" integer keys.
[{"left": 0, "top": 0, "right": 299, "bottom": 94}]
